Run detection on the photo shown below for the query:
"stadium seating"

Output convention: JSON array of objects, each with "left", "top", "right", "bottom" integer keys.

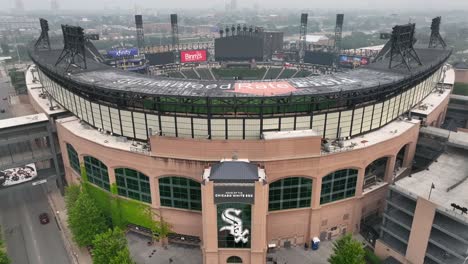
[
  {"left": 167, "top": 71, "right": 185, "bottom": 78},
  {"left": 278, "top": 69, "right": 296, "bottom": 79},
  {"left": 294, "top": 70, "right": 312, "bottom": 78},
  {"left": 182, "top": 69, "right": 199, "bottom": 79},
  {"left": 263, "top": 67, "right": 282, "bottom": 80},
  {"left": 197, "top": 68, "right": 215, "bottom": 80}
]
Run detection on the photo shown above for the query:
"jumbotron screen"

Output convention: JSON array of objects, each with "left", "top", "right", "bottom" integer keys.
[
  {"left": 215, "top": 36, "right": 264, "bottom": 61},
  {"left": 180, "top": 50, "right": 207, "bottom": 63},
  {"left": 146, "top": 52, "right": 175, "bottom": 65},
  {"left": 304, "top": 51, "right": 336, "bottom": 66}
]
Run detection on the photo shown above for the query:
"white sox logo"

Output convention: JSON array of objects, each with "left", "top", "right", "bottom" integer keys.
[{"left": 219, "top": 208, "right": 249, "bottom": 243}]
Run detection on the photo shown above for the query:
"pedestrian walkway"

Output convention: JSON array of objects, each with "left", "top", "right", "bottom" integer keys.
[{"left": 46, "top": 185, "right": 93, "bottom": 264}]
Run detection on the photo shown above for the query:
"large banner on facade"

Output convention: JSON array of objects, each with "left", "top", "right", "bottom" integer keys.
[
  {"left": 214, "top": 184, "right": 255, "bottom": 204},
  {"left": 0, "top": 163, "right": 37, "bottom": 187},
  {"left": 180, "top": 50, "right": 207, "bottom": 63}
]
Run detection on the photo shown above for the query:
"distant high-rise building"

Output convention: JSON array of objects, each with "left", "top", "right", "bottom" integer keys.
[
  {"left": 15, "top": 0, "right": 24, "bottom": 12},
  {"left": 51, "top": 0, "right": 59, "bottom": 11},
  {"left": 231, "top": 0, "right": 237, "bottom": 10}
]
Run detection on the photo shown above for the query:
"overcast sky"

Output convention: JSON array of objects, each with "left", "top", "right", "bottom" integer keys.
[{"left": 3, "top": 0, "right": 468, "bottom": 11}]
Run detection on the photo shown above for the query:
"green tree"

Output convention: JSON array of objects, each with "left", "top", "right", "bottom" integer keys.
[
  {"left": 68, "top": 190, "right": 107, "bottom": 247},
  {"left": 144, "top": 207, "right": 172, "bottom": 246},
  {"left": 0, "top": 226, "right": 10, "bottom": 264},
  {"left": 0, "top": 250, "right": 10, "bottom": 264},
  {"left": 92, "top": 227, "right": 134, "bottom": 264},
  {"left": 64, "top": 184, "right": 81, "bottom": 212},
  {"left": 109, "top": 248, "right": 134, "bottom": 264},
  {"left": 328, "top": 234, "right": 365, "bottom": 264}
]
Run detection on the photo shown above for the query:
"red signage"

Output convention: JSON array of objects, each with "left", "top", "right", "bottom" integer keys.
[{"left": 180, "top": 50, "right": 207, "bottom": 63}]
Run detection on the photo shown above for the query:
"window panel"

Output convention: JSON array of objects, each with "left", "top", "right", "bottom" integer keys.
[
  {"left": 320, "top": 169, "right": 358, "bottom": 205},
  {"left": 84, "top": 156, "right": 110, "bottom": 191},
  {"left": 115, "top": 168, "right": 151, "bottom": 203},
  {"left": 66, "top": 144, "right": 80, "bottom": 174},
  {"left": 268, "top": 177, "right": 312, "bottom": 211},
  {"left": 158, "top": 176, "right": 201, "bottom": 211}
]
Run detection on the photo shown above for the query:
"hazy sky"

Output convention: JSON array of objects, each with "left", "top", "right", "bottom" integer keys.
[{"left": 3, "top": 0, "right": 468, "bottom": 11}]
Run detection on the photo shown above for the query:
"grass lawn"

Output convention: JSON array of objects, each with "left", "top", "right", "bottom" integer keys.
[{"left": 453, "top": 83, "right": 468, "bottom": 96}]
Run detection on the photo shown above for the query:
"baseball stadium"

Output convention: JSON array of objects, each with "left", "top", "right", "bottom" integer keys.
[{"left": 26, "top": 13, "right": 455, "bottom": 264}]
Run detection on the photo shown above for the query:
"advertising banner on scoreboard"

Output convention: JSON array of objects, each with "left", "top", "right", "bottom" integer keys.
[
  {"left": 339, "top": 55, "right": 369, "bottom": 68},
  {"left": 180, "top": 50, "right": 207, "bottom": 63},
  {"left": 107, "top": 48, "right": 139, "bottom": 58}
]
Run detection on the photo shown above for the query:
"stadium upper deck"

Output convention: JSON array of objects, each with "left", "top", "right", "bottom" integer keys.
[{"left": 30, "top": 47, "right": 450, "bottom": 98}]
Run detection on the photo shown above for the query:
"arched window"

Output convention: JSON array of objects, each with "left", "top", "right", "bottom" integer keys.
[
  {"left": 269, "top": 177, "right": 312, "bottom": 211},
  {"left": 227, "top": 256, "right": 243, "bottom": 263},
  {"left": 115, "top": 168, "right": 151, "bottom": 203},
  {"left": 84, "top": 156, "right": 110, "bottom": 191},
  {"left": 159, "top": 176, "right": 201, "bottom": 211},
  {"left": 320, "top": 169, "right": 358, "bottom": 205},
  {"left": 364, "top": 157, "right": 388, "bottom": 189},
  {"left": 66, "top": 143, "right": 80, "bottom": 174}
]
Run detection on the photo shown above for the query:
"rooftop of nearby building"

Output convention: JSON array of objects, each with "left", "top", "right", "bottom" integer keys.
[
  {"left": 26, "top": 65, "right": 67, "bottom": 116},
  {"left": 396, "top": 145, "right": 468, "bottom": 220},
  {"left": 410, "top": 86, "right": 451, "bottom": 116},
  {"left": 57, "top": 116, "right": 151, "bottom": 155},
  {"left": 442, "top": 67, "right": 455, "bottom": 85},
  {"left": 0, "top": 113, "right": 48, "bottom": 130}
]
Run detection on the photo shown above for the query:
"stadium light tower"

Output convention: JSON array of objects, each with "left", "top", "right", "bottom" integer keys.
[
  {"left": 388, "top": 24, "right": 422, "bottom": 71},
  {"left": 334, "top": 14, "right": 344, "bottom": 52},
  {"left": 135, "top": 15, "right": 145, "bottom": 49},
  {"left": 171, "top": 14, "right": 179, "bottom": 48},
  {"left": 55, "top": 25, "right": 87, "bottom": 72},
  {"left": 299, "top": 13, "right": 308, "bottom": 61},
  {"left": 428, "top": 17, "right": 446, "bottom": 49},
  {"left": 34, "top": 18, "right": 51, "bottom": 51}
]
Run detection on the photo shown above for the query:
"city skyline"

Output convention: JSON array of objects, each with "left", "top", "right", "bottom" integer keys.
[{"left": 2, "top": 0, "right": 468, "bottom": 11}]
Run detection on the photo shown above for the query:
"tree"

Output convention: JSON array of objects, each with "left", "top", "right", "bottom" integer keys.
[
  {"left": 64, "top": 184, "right": 81, "bottom": 212},
  {"left": 109, "top": 248, "right": 134, "bottom": 264},
  {"left": 0, "top": 251, "right": 10, "bottom": 264},
  {"left": 68, "top": 190, "right": 107, "bottom": 247},
  {"left": 92, "top": 227, "right": 134, "bottom": 264},
  {"left": 328, "top": 234, "right": 365, "bottom": 264},
  {"left": 144, "top": 207, "right": 172, "bottom": 246},
  {"left": 0, "top": 226, "right": 10, "bottom": 264}
]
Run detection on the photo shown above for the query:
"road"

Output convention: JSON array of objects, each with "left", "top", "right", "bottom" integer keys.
[
  {"left": 0, "top": 183, "right": 70, "bottom": 264},
  {"left": 0, "top": 62, "right": 13, "bottom": 119}
]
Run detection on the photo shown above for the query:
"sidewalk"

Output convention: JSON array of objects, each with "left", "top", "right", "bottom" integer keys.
[{"left": 46, "top": 185, "right": 93, "bottom": 264}]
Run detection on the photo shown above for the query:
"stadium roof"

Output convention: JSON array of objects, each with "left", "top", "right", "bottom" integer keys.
[{"left": 30, "top": 46, "right": 450, "bottom": 98}]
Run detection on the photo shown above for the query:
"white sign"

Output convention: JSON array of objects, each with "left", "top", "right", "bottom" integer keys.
[
  {"left": 32, "top": 179, "right": 47, "bottom": 186},
  {"left": 0, "top": 163, "right": 37, "bottom": 187},
  {"left": 219, "top": 208, "right": 249, "bottom": 243}
]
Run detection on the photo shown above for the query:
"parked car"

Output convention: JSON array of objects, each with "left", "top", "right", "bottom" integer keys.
[{"left": 39, "top": 213, "right": 49, "bottom": 224}]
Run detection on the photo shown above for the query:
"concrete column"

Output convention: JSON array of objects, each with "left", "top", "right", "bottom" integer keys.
[
  {"left": 201, "top": 181, "right": 219, "bottom": 264},
  {"left": 311, "top": 176, "right": 322, "bottom": 209},
  {"left": 355, "top": 169, "right": 365, "bottom": 197},
  {"left": 384, "top": 156, "right": 396, "bottom": 183},
  {"left": 47, "top": 124, "right": 64, "bottom": 192},
  {"left": 250, "top": 181, "right": 268, "bottom": 264},
  {"left": 308, "top": 208, "right": 322, "bottom": 242},
  {"left": 107, "top": 167, "right": 116, "bottom": 186},
  {"left": 403, "top": 142, "right": 417, "bottom": 168},
  {"left": 406, "top": 198, "right": 436, "bottom": 264}
]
